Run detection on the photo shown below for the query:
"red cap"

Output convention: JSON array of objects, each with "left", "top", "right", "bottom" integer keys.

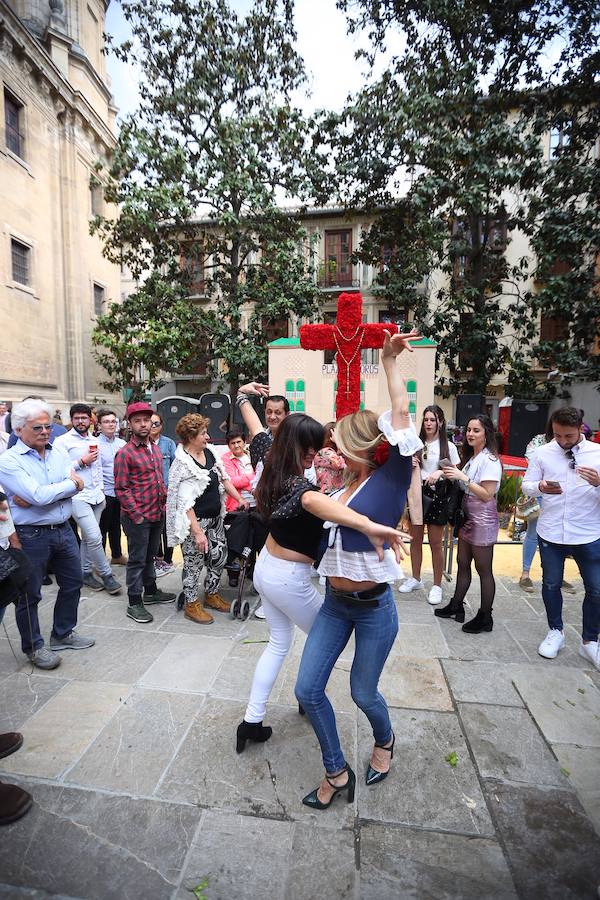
[{"left": 126, "top": 401, "right": 154, "bottom": 419}]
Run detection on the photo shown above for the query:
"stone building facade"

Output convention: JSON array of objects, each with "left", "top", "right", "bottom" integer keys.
[{"left": 0, "top": 0, "right": 120, "bottom": 414}]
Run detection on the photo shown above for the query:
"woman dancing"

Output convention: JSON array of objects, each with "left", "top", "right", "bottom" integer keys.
[
  {"left": 294, "top": 331, "right": 422, "bottom": 810},
  {"left": 435, "top": 414, "right": 502, "bottom": 633},
  {"left": 236, "top": 406, "right": 410, "bottom": 754}
]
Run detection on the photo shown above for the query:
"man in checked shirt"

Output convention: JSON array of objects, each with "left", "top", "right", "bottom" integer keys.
[{"left": 114, "top": 402, "right": 176, "bottom": 623}]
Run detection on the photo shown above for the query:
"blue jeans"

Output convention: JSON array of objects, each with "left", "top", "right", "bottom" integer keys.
[
  {"left": 522, "top": 517, "right": 538, "bottom": 571},
  {"left": 15, "top": 522, "right": 83, "bottom": 654},
  {"left": 538, "top": 536, "right": 600, "bottom": 641},
  {"left": 71, "top": 497, "right": 111, "bottom": 579},
  {"left": 295, "top": 584, "right": 398, "bottom": 773}
]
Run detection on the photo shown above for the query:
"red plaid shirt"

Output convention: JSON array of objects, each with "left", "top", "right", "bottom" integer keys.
[{"left": 114, "top": 436, "right": 166, "bottom": 524}]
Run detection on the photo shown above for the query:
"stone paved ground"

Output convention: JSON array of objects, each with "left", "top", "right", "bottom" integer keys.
[{"left": 0, "top": 566, "right": 599, "bottom": 899}]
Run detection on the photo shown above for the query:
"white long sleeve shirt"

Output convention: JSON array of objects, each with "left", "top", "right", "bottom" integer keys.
[
  {"left": 53, "top": 429, "right": 104, "bottom": 504},
  {"left": 522, "top": 437, "right": 600, "bottom": 545}
]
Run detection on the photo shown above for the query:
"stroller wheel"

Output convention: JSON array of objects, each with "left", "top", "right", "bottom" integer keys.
[
  {"left": 177, "top": 591, "right": 185, "bottom": 611},
  {"left": 230, "top": 597, "right": 240, "bottom": 619},
  {"left": 240, "top": 600, "right": 251, "bottom": 621}
]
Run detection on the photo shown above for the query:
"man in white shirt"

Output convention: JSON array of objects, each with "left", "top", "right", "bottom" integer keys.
[
  {"left": 522, "top": 407, "right": 600, "bottom": 670},
  {"left": 54, "top": 404, "right": 122, "bottom": 595}
]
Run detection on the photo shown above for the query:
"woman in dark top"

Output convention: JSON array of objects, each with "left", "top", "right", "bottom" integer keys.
[
  {"left": 236, "top": 413, "right": 407, "bottom": 753},
  {"left": 166, "top": 415, "right": 247, "bottom": 625}
]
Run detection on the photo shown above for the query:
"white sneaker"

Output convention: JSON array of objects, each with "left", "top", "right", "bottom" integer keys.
[
  {"left": 399, "top": 577, "right": 424, "bottom": 594},
  {"left": 254, "top": 604, "right": 266, "bottom": 620},
  {"left": 428, "top": 586, "right": 443, "bottom": 605},
  {"left": 579, "top": 640, "right": 600, "bottom": 671},
  {"left": 538, "top": 629, "right": 565, "bottom": 659}
]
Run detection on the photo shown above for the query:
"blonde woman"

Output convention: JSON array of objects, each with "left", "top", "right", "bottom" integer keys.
[{"left": 166, "top": 414, "right": 248, "bottom": 625}]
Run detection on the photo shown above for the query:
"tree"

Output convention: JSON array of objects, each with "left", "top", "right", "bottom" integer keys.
[
  {"left": 331, "top": 0, "right": 600, "bottom": 398},
  {"left": 92, "top": 0, "right": 321, "bottom": 398}
]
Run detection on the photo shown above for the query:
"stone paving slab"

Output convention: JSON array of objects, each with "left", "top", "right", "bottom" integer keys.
[
  {"left": 392, "top": 621, "right": 450, "bottom": 658},
  {"left": 551, "top": 744, "right": 600, "bottom": 836},
  {"left": 441, "top": 659, "right": 525, "bottom": 707},
  {"left": 437, "top": 619, "right": 530, "bottom": 663},
  {"left": 503, "top": 619, "right": 589, "bottom": 668},
  {"left": 0, "top": 672, "right": 68, "bottom": 730},
  {"left": 512, "top": 666, "right": 600, "bottom": 746},
  {"left": 459, "top": 703, "right": 569, "bottom": 787},
  {"left": 157, "top": 696, "right": 358, "bottom": 827},
  {"left": 379, "top": 655, "right": 453, "bottom": 711},
  {"left": 0, "top": 780, "right": 201, "bottom": 900},
  {"left": 483, "top": 778, "right": 600, "bottom": 900},
  {"left": 66, "top": 687, "right": 201, "bottom": 794},
  {"left": 0, "top": 681, "right": 129, "bottom": 779},
  {"left": 139, "top": 633, "right": 232, "bottom": 693},
  {"left": 357, "top": 708, "right": 494, "bottom": 836},
  {"left": 359, "top": 823, "right": 518, "bottom": 900}
]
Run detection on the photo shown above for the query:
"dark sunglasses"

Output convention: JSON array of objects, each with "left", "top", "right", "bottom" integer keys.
[
  {"left": 30, "top": 424, "right": 52, "bottom": 433},
  {"left": 150, "top": 421, "right": 161, "bottom": 427},
  {"left": 565, "top": 449, "right": 576, "bottom": 469}
]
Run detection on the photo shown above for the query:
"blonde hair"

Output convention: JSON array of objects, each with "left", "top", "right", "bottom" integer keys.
[
  {"left": 334, "top": 410, "right": 386, "bottom": 474},
  {"left": 175, "top": 413, "right": 211, "bottom": 444}
]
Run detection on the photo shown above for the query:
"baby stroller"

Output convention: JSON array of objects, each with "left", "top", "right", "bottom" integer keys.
[{"left": 224, "top": 508, "right": 268, "bottom": 620}]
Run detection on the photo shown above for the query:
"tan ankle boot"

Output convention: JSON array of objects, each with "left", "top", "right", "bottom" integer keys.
[
  {"left": 184, "top": 600, "right": 214, "bottom": 625},
  {"left": 205, "top": 592, "right": 230, "bottom": 613}
]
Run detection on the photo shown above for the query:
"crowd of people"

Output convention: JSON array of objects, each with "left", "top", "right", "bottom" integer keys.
[{"left": 0, "top": 364, "right": 598, "bottom": 823}]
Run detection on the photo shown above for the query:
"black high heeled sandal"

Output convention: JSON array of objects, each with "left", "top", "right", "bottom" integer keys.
[
  {"left": 302, "top": 764, "right": 356, "bottom": 810},
  {"left": 365, "top": 733, "right": 395, "bottom": 785}
]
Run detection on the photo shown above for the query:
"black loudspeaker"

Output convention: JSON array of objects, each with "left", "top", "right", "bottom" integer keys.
[
  {"left": 198, "top": 393, "right": 231, "bottom": 444},
  {"left": 508, "top": 400, "right": 550, "bottom": 457},
  {"left": 455, "top": 395, "right": 485, "bottom": 427},
  {"left": 156, "top": 396, "right": 200, "bottom": 443}
]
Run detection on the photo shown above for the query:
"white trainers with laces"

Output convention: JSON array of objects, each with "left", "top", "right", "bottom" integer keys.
[
  {"left": 399, "top": 577, "right": 424, "bottom": 594},
  {"left": 537, "top": 629, "right": 565, "bottom": 659},
  {"left": 428, "top": 586, "right": 443, "bottom": 605},
  {"left": 254, "top": 604, "right": 266, "bottom": 620},
  {"left": 579, "top": 640, "right": 600, "bottom": 671}
]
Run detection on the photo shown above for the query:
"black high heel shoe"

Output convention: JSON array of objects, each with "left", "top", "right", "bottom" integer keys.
[
  {"left": 462, "top": 610, "right": 493, "bottom": 633},
  {"left": 366, "top": 733, "right": 395, "bottom": 786},
  {"left": 302, "top": 764, "right": 356, "bottom": 810},
  {"left": 298, "top": 702, "right": 306, "bottom": 716},
  {"left": 434, "top": 598, "right": 465, "bottom": 623},
  {"left": 236, "top": 720, "right": 273, "bottom": 754}
]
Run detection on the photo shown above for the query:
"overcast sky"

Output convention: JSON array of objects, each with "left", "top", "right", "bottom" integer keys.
[{"left": 104, "top": 0, "right": 398, "bottom": 121}]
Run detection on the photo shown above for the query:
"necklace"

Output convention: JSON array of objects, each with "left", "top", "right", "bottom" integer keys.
[
  {"left": 333, "top": 327, "right": 364, "bottom": 394},
  {"left": 334, "top": 323, "right": 363, "bottom": 343}
]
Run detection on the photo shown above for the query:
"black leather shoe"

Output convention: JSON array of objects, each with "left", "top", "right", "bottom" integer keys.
[
  {"left": 236, "top": 720, "right": 273, "bottom": 753},
  {"left": 366, "top": 733, "right": 395, "bottom": 785},
  {"left": 434, "top": 599, "right": 465, "bottom": 622},
  {"left": 302, "top": 764, "right": 356, "bottom": 809}
]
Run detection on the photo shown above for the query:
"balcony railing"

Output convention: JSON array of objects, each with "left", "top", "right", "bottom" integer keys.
[{"left": 317, "top": 262, "right": 359, "bottom": 289}]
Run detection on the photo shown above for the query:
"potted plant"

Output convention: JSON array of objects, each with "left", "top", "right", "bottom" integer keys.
[{"left": 496, "top": 472, "right": 522, "bottom": 530}]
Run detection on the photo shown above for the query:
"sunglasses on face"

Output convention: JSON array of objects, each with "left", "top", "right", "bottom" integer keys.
[
  {"left": 30, "top": 424, "right": 52, "bottom": 433},
  {"left": 150, "top": 422, "right": 161, "bottom": 427}
]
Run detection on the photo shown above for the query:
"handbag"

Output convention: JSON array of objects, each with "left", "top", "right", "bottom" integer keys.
[
  {"left": 447, "top": 488, "right": 468, "bottom": 537},
  {"left": 0, "top": 546, "right": 32, "bottom": 608},
  {"left": 515, "top": 495, "right": 540, "bottom": 521}
]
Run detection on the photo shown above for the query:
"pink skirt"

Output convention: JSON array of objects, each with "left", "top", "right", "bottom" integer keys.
[{"left": 458, "top": 495, "right": 499, "bottom": 547}]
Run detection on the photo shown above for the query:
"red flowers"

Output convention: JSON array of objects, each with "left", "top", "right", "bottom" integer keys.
[{"left": 373, "top": 440, "right": 390, "bottom": 467}]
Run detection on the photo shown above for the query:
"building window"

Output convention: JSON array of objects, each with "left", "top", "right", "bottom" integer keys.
[
  {"left": 549, "top": 126, "right": 569, "bottom": 160},
  {"left": 93, "top": 283, "right": 105, "bottom": 316},
  {"left": 11, "top": 238, "right": 31, "bottom": 286},
  {"left": 180, "top": 243, "right": 205, "bottom": 295},
  {"left": 540, "top": 314, "right": 569, "bottom": 342},
  {"left": 261, "top": 316, "right": 289, "bottom": 344},
  {"left": 322, "top": 230, "right": 353, "bottom": 286},
  {"left": 90, "top": 182, "right": 103, "bottom": 217},
  {"left": 4, "top": 89, "right": 24, "bottom": 158}
]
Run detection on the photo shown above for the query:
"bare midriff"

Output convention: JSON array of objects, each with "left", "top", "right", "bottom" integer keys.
[
  {"left": 265, "top": 534, "right": 314, "bottom": 565},
  {"left": 328, "top": 576, "right": 379, "bottom": 593}
]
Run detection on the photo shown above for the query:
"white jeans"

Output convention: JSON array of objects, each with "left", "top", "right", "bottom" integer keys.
[
  {"left": 71, "top": 496, "right": 111, "bottom": 579},
  {"left": 244, "top": 546, "right": 323, "bottom": 723}
]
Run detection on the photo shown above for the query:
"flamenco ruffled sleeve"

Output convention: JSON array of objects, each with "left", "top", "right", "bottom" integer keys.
[{"left": 377, "top": 410, "right": 423, "bottom": 457}]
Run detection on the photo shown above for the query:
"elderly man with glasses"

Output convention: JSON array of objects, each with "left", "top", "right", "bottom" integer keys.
[{"left": 0, "top": 399, "right": 96, "bottom": 669}]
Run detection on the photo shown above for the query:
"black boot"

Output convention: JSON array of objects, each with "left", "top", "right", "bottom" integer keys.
[
  {"left": 462, "top": 609, "right": 493, "bottom": 633},
  {"left": 434, "top": 598, "right": 465, "bottom": 622},
  {"left": 236, "top": 720, "right": 273, "bottom": 753}
]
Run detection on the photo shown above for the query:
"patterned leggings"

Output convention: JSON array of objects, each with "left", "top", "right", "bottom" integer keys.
[{"left": 181, "top": 516, "right": 227, "bottom": 604}]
